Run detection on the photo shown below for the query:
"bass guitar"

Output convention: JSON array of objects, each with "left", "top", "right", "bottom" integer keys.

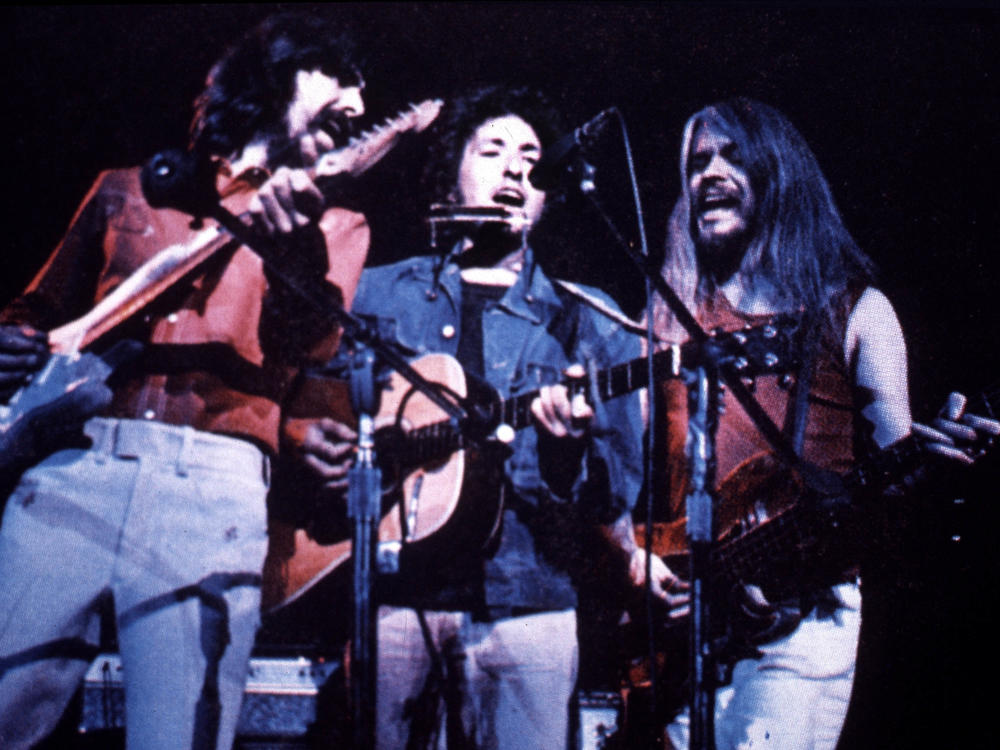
[{"left": 636, "top": 379, "right": 999, "bottom": 648}]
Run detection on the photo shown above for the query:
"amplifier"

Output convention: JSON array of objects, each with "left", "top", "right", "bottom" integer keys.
[
  {"left": 79, "top": 653, "right": 341, "bottom": 740},
  {"left": 578, "top": 690, "right": 623, "bottom": 750}
]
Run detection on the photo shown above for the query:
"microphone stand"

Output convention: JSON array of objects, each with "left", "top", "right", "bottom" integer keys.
[
  {"left": 346, "top": 344, "right": 381, "bottom": 750},
  {"left": 685, "top": 363, "right": 719, "bottom": 750},
  {"left": 141, "top": 149, "right": 469, "bottom": 750},
  {"left": 566, "top": 108, "right": 723, "bottom": 749}
]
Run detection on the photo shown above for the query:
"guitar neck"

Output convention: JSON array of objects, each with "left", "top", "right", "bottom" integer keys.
[
  {"left": 495, "top": 346, "right": 680, "bottom": 430},
  {"left": 311, "top": 99, "right": 442, "bottom": 183},
  {"left": 845, "top": 377, "right": 999, "bottom": 495},
  {"left": 47, "top": 226, "right": 235, "bottom": 355},
  {"left": 494, "top": 313, "right": 802, "bottom": 430},
  {"left": 382, "top": 349, "right": 678, "bottom": 470},
  {"left": 394, "top": 317, "right": 802, "bottom": 463},
  {"left": 47, "top": 100, "right": 442, "bottom": 357}
]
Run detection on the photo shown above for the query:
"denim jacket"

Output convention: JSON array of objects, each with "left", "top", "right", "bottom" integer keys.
[{"left": 353, "top": 250, "right": 643, "bottom": 612}]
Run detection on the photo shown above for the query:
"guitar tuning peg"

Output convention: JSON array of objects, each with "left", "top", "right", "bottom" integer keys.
[
  {"left": 778, "top": 373, "right": 796, "bottom": 390},
  {"left": 733, "top": 356, "right": 749, "bottom": 371},
  {"left": 740, "top": 376, "right": 756, "bottom": 393},
  {"left": 763, "top": 352, "right": 779, "bottom": 369},
  {"left": 763, "top": 325, "right": 777, "bottom": 339},
  {"left": 732, "top": 331, "right": 748, "bottom": 345}
]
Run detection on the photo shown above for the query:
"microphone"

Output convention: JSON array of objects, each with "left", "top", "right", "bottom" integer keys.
[{"left": 528, "top": 108, "right": 615, "bottom": 190}]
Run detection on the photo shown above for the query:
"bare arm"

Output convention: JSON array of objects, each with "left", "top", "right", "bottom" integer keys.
[
  {"left": 845, "top": 286, "right": 999, "bottom": 462},
  {"left": 843, "top": 287, "right": 912, "bottom": 449}
]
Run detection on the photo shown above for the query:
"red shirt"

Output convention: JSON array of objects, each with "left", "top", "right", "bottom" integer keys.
[
  {"left": 2, "top": 166, "right": 369, "bottom": 454},
  {"left": 655, "top": 291, "right": 858, "bottom": 523}
]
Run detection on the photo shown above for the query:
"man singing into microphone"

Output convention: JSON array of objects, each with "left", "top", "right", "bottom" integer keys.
[{"left": 289, "top": 85, "right": 667, "bottom": 748}]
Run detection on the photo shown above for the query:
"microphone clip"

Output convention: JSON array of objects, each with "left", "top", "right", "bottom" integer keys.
[{"left": 527, "top": 107, "right": 616, "bottom": 191}]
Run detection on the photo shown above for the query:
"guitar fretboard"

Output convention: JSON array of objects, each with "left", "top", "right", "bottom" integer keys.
[
  {"left": 497, "top": 346, "right": 682, "bottom": 430},
  {"left": 379, "top": 317, "right": 803, "bottom": 470}
]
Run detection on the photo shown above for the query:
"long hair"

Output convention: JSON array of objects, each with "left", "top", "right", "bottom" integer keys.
[
  {"left": 657, "top": 98, "right": 876, "bottom": 337},
  {"left": 422, "top": 85, "right": 566, "bottom": 207},
  {"left": 189, "top": 12, "right": 362, "bottom": 159}
]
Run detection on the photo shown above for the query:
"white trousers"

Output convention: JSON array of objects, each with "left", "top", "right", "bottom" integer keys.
[
  {"left": 0, "top": 418, "right": 269, "bottom": 750},
  {"left": 668, "top": 583, "right": 861, "bottom": 750}
]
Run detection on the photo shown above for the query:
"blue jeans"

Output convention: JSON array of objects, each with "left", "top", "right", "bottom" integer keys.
[
  {"left": 0, "top": 418, "right": 269, "bottom": 750},
  {"left": 376, "top": 606, "right": 579, "bottom": 749}
]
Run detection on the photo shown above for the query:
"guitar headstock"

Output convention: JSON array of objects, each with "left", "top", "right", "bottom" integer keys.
[
  {"left": 315, "top": 99, "right": 444, "bottom": 179},
  {"left": 708, "top": 314, "right": 803, "bottom": 381},
  {"left": 911, "top": 382, "right": 1000, "bottom": 467}
]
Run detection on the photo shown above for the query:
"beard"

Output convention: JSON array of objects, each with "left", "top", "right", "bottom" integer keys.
[{"left": 692, "top": 219, "right": 753, "bottom": 284}]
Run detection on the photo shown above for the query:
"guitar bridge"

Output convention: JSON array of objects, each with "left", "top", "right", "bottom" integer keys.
[{"left": 406, "top": 473, "right": 424, "bottom": 540}]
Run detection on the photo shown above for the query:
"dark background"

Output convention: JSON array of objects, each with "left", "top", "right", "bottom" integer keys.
[{"left": 5, "top": 4, "right": 998, "bottom": 747}]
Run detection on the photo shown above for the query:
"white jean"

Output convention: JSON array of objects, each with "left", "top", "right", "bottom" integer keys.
[
  {"left": 668, "top": 583, "right": 861, "bottom": 750},
  {"left": 0, "top": 418, "right": 269, "bottom": 750},
  {"left": 376, "top": 606, "right": 579, "bottom": 749}
]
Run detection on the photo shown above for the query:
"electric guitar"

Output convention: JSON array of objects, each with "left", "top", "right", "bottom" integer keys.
[
  {"left": 636, "top": 379, "right": 999, "bottom": 647},
  {"left": 0, "top": 100, "right": 443, "bottom": 479},
  {"left": 260, "top": 316, "right": 804, "bottom": 615}
]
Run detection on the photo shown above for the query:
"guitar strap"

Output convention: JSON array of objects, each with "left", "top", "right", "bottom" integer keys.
[
  {"left": 783, "top": 310, "right": 823, "bottom": 456},
  {"left": 553, "top": 279, "right": 648, "bottom": 335}
]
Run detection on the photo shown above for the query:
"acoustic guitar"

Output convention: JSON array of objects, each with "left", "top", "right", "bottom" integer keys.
[{"left": 261, "top": 316, "right": 804, "bottom": 616}]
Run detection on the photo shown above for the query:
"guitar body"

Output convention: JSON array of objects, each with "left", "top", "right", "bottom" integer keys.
[
  {"left": 261, "top": 353, "right": 507, "bottom": 619},
  {"left": 0, "top": 341, "right": 143, "bottom": 484},
  {"left": 640, "top": 453, "right": 854, "bottom": 624},
  {"left": 376, "top": 353, "right": 471, "bottom": 548},
  {"left": 627, "top": 457, "right": 837, "bottom": 714},
  {"left": 715, "top": 454, "right": 860, "bottom": 603}
]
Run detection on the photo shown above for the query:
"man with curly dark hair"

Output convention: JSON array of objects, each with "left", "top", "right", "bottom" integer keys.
[
  {"left": 0, "top": 12, "right": 368, "bottom": 749},
  {"left": 291, "top": 85, "right": 665, "bottom": 748}
]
